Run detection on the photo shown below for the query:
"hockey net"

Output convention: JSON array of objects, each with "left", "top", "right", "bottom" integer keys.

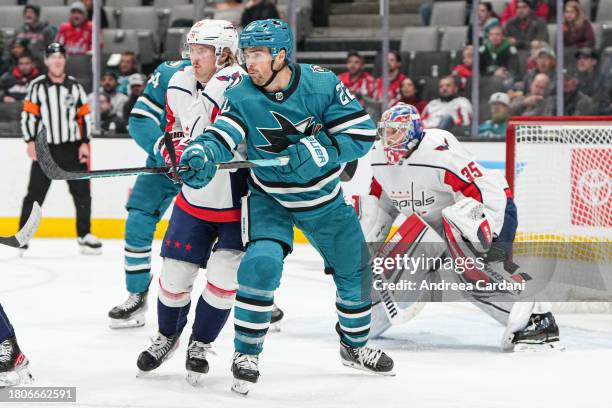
[{"left": 506, "top": 116, "right": 612, "bottom": 312}]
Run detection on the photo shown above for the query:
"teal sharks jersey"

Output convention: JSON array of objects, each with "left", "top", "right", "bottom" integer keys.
[
  {"left": 128, "top": 59, "right": 191, "bottom": 156},
  {"left": 196, "top": 63, "right": 376, "bottom": 219}
]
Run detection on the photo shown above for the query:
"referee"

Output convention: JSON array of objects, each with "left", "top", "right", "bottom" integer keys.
[{"left": 19, "top": 42, "right": 102, "bottom": 254}]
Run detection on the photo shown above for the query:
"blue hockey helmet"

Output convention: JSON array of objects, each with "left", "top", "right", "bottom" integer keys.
[
  {"left": 239, "top": 19, "right": 293, "bottom": 61},
  {"left": 378, "top": 103, "right": 424, "bottom": 163}
]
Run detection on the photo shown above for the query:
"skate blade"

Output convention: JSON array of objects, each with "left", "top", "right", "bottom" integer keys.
[
  {"left": 79, "top": 246, "right": 102, "bottom": 255},
  {"left": 136, "top": 370, "right": 152, "bottom": 378},
  {"left": 268, "top": 323, "right": 281, "bottom": 333},
  {"left": 186, "top": 371, "right": 202, "bottom": 386},
  {"left": 109, "top": 314, "right": 146, "bottom": 329},
  {"left": 0, "top": 368, "right": 33, "bottom": 388},
  {"left": 341, "top": 360, "right": 396, "bottom": 376},
  {"left": 231, "top": 379, "right": 252, "bottom": 396},
  {"left": 513, "top": 339, "right": 565, "bottom": 352}
]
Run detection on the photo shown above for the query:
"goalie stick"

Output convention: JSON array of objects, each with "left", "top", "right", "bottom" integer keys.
[
  {"left": 0, "top": 202, "right": 42, "bottom": 248},
  {"left": 35, "top": 130, "right": 289, "bottom": 181}
]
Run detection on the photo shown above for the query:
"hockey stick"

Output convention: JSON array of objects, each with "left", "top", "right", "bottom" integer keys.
[
  {"left": 0, "top": 202, "right": 42, "bottom": 248},
  {"left": 162, "top": 132, "right": 180, "bottom": 184},
  {"left": 35, "top": 130, "right": 289, "bottom": 181}
]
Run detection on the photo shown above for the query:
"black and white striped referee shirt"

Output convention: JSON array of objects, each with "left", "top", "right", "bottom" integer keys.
[{"left": 21, "top": 74, "right": 91, "bottom": 144}]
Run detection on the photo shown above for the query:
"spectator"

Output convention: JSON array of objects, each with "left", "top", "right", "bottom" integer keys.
[
  {"left": 480, "top": 26, "right": 520, "bottom": 80},
  {"left": 563, "top": 1, "right": 595, "bottom": 49},
  {"left": 97, "top": 71, "right": 129, "bottom": 118},
  {"left": 337, "top": 51, "right": 375, "bottom": 98},
  {"left": 0, "top": 53, "right": 39, "bottom": 103},
  {"left": 396, "top": 77, "right": 427, "bottom": 113},
  {"left": 241, "top": 0, "right": 279, "bottom": 28},
  {"left": 500, "top": 0, "right": 549, "bottom": 25},
  {"left": 575, "top": 47, "right": 601, "bottom": 98},
  {"left": 374, "top": 51, "right": 407, "bottom": 107},
  {"left": 15, "top": 5, "right": 54, "bottom": 61},
  {"left": 1, "top": 39, "right": 30, "bottom": 75},
  {"left": 82, "top": 0, "right": 109, "bottom": 29},
  {"left": 510, "top": 72, "right": 553, "bottom": 115},
  {"left": 525, "top": 39, "right": 547, "bottom": 71},
  {"left": 56, "top": 2, "right": 93, "bottom": 56},
  {"left": 99, "top": 93, "right": 127, "bottom": 133},
  {"left": 503, "top": 0, "right": 549, "bottom": 50},
  {"left": 117, "top": 52, "right": 139, "bottom": 95},
  {"left": 452, "top": 45, "right": 474, "bottom": 89},
  {"left": 122, "top": 73, "right": 146, "bottom": 119},
  {"left": 521, "top": 46, "right": 556, "bottom": 94},
  {"left": 467, "top": 2, "right": 500, "bottom": 44},
  {"left": 561, "top": 70, "right": 593, "bottom": 115},
  {"left": 216, "top": 0, "right": 244, "bottom": 11},
  {"left": 422, "top": 76, "right": 473, "bottom": 130},
  {"left": 478, "top": 92, "right": 511, "bottom": 138}
]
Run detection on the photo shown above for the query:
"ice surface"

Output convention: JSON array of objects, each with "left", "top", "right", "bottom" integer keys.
[{"left": 1, "top": 239, "right": 611, "bottom": 408}]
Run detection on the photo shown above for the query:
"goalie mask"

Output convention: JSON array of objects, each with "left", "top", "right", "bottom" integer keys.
[{"left": 377, "top": 103, "right": 423, "bottom": 164}]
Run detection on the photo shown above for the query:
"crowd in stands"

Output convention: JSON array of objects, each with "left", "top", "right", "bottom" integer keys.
[
  {"left": 338, "top": 0, "right": 612, "bottom": 138},
  {"left": 0, "top": 0, "right": 610, "bottom": 139}
]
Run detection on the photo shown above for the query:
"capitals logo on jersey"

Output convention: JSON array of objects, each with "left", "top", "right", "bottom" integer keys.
[{"left": 256, "top": 111, "right": 323, "bottom": 153}]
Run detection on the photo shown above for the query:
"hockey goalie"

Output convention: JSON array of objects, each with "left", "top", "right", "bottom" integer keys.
[{"left": 355, "top": 103, "right": 562, "bottom": 351}]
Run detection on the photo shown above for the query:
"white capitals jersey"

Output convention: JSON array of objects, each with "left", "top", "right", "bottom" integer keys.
[
  {"left": 371, "top": 128, "right": 511, "bottom": 236},
  {"left": 166, "top": 64, "right": 247, "bottom": 222}
]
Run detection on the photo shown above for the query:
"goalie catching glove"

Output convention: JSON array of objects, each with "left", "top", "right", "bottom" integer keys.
[{"left": 441, "top": 197, "right": 493, "bottom": 254}]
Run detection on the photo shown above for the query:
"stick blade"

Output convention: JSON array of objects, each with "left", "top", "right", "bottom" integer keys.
[{"left": 0, "top": 202, "right": 42, "bottom": 248}]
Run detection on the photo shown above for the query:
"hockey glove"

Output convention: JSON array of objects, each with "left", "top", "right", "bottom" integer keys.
[
  {"left": 279, "top": 132, "right": 339, "bottom": 182},
  {"left": 178, "top": 141, "right": 217, "bottom": 189}
]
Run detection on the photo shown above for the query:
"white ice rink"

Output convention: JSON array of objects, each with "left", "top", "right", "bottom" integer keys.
[{"left": 1, "top": 239, "right": 612, "bottom": 408}]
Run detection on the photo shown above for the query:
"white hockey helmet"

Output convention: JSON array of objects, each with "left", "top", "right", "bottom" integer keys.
[{"left": 185, "top": 19, "right": 239, "bottom": 58}]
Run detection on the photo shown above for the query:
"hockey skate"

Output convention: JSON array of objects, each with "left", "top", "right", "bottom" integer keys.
[
  {"left": 509, "top": 312, "right": 564, "bottom": 352},
  {"left": 108, "top": 291, "right": 148, "bottom": 329},
  {"left": 77, "top": 233, "right": 103, "bottom": 255},
  {"left": 340, "top": 341, "right": 395, "bottom": 376},
  {"left": 0, "top": 337, "right": 33, "bottom": 388},
  {"left": 231, "top": 352, "right": 260, "bottom": 395},
  {"left": 269, "top": 303, "right": 284, "bottom": 332},
  {"left": 136, "top": 333, "right": 180, "bottom": 376},
  {"left": 185, "top": 336, "right": 213, "bottom": 386}
]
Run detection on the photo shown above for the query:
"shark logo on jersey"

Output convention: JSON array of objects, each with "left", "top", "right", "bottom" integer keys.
[{"left": 256, "top": 111, "right": 323, "bottom": 153}]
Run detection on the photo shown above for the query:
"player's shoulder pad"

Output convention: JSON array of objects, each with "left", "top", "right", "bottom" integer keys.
[
  {"left": 206, "top": 64, "right": 246, "bottom": 106},
  {"left": 416, "top": 128, "right": 471, "bottom": 171},
  {"left": 301, "top": 63, "right": 337, "bottom": 84},
  {"left": 168, "top": 66, "right": 195, "bottom": 89},
  {"left": 370, "top": 140, "right": 387, "bottom": 165},
  {"left": 223, "top": 70, "right": 254, "bottom": 100}
]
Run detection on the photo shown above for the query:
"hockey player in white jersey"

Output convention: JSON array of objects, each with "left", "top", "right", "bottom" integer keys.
[
  {"left": 136, "top": 19, "right": 248, "bottom": 384},
  {"left": 356, "top": 103, "right": 561, "bottom": 351}
]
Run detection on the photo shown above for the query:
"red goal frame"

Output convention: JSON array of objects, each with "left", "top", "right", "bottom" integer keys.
[{"left": 505, "top": 116, "right": 612, "bottom": 193}]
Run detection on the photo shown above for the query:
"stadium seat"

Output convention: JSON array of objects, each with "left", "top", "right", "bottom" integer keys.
[
  {"left": 154, "top": 0, "right": 190, "bottom": 8},
  {"left": 477, "top": 76, "right": 506, "bottom": 122},
  {"left": 104, "top": 6, "right": 119, "bottom": 29},
  {"left": 547, "top": 24, "right": 556, "bottom": 47},
  {"left": 488, "top": 0, "right": 506, "bottom": 16},
  {"left": 170, "top": 4, "right": 195, "bottom": 27},
  {"left": 106, "top": 0, "right": 141, "bottom": 7},
  {"left": 27, "top": 0, "right": 65, "bottom": 6},
  {"left": 66, "top": 54, "right": 96, "bottom": 93},
  {"left": 601, "top": 23, "right": 612, "bottom": 49},
  {"left": 0, "top": 0, "right": 17, "bottom": 5},
  {"left": 212, "top": 8, "right": 242, "bottom": 28},
  {"left": 116, "top": 7, "right": 161, "bottom": 31},
  {"left": 592, "top": 22, "right": 602, "bottom": 49},
  {"left": 0, "top": 6, "right": 26, "bottom": 30},
  {"left": 431, "top": 1, "right": 466, "bottom": 27},
  {"left": 408, "top": 51, "right": 451, "bottom": 79},
  {"left": 399, "top": 27, "right": 439, "bottom": 52},
  {"left": 596, "top": 0, "right": 612, "bottom": 22},
  {"left": 41, "top": 6, "right": 70, "bottom": 29},
  {"left": 440, "top": 26, "right": 469, "bottom": 51},
  {"left": 102, "top": 28, "right": 156, "bottom": 65},
  {"left": 162, "top": 27, "right": 188, "bottom": 60}
]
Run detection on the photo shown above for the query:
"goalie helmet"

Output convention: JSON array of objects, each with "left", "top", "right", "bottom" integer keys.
[
  {"left": 377, "top": 103, "right": 423, "bottom": 164},
  {"left": 184, "top": 19, "right": 238, "bottom": 59}
]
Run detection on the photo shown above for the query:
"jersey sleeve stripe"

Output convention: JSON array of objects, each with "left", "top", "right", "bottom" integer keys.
[
  {"left": 137, "top": 95, "right": 163, "bottom": 114},
  {"left": 168, "top": 85, "right": 192, "bottom": 96},
  {"left": 216, "top": 115, "right": 246, "bottom": 138},
  {"left": 327, "top": 113, "right": 371, "bottom": 134},
  {"left": 222, "top": 112, "right": 247, "bottom": 133},
  {"left": 443, "top": 170, "right": 483, "bottom": 203},
  {"left": 207, "top": 127, "right": 235, "bottom": 151},
  {"left": 131, "top": 108, "right": 161, "bottom": 126},
  {"left": 250, "top": 166, "right": 342, "bottom": 194}
]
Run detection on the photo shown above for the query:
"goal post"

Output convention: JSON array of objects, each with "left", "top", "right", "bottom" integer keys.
[{"left": 506, "top": 116, "right": 612, "bottom": 311}]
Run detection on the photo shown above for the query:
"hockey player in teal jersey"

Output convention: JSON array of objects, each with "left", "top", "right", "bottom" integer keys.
[
  {"left": 179, "top": 19, "right": 395, "bottom": 394},
  {"left": 107, "top": 59, "right": 191, "bottom": 329}
]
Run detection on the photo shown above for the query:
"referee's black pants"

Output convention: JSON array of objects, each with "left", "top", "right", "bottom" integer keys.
[{"left": 19, "top": 142, "right": 91, "bottom": 238}]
